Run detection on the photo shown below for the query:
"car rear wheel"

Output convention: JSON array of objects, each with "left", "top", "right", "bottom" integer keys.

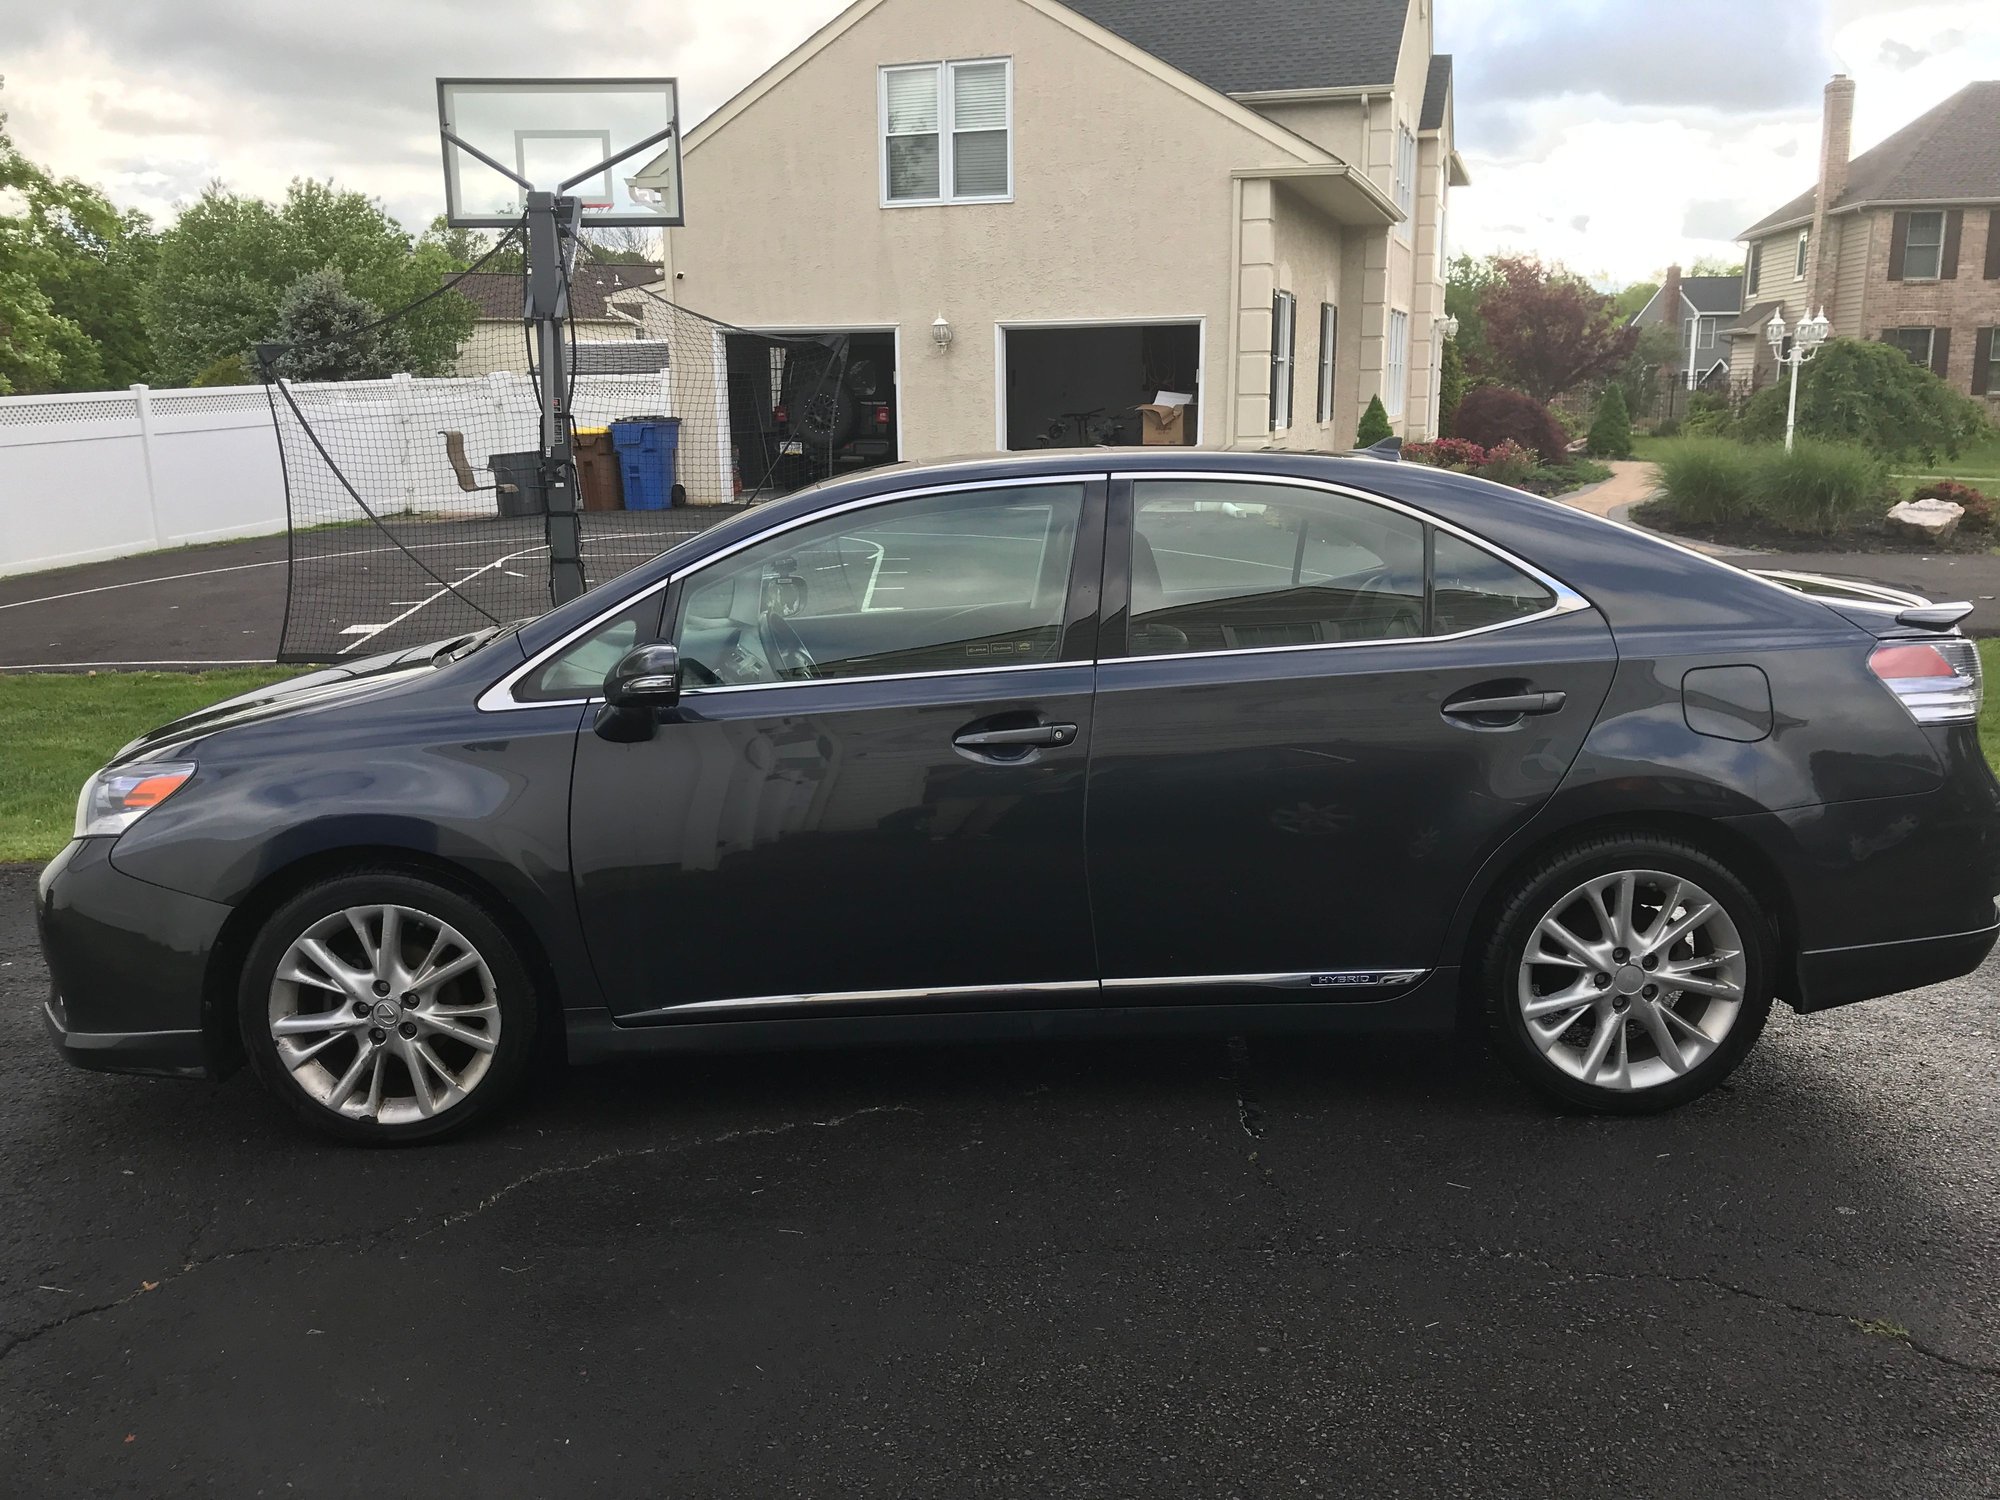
[
  {"left": 239, "top": 872, "right": 540, "bottom": 1145},
  {"left": 1481, "top": 835, "right": 1774, "bottom": 1113}
]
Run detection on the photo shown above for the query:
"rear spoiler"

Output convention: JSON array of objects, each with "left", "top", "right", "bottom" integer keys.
[{"left": 1753, "top": 570, "right": 1974, "bottom": 635}]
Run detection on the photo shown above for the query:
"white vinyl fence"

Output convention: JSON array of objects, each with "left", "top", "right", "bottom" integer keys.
[{"left": 0, "top": 370, "right": 679, "bottom": 579}]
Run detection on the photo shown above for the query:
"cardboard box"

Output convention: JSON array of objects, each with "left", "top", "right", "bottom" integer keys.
[{"left": 1137, "top": 403, "right": 1191, "bottom": 445}]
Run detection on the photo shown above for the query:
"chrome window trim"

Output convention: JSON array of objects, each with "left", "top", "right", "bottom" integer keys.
[
  {"left": 620, "top": 970, "right": 1428, "bottom": 1022},
  {"left": 1108, "top": 470, "right": 1593, "bottom": 666},
  {"left": 477, "top": 474, "right": 1092, "bottom": 713}
]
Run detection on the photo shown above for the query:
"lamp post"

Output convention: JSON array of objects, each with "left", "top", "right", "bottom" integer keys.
[{"left": 1767, "top": 307, "right": 1832, "bottom": 452}]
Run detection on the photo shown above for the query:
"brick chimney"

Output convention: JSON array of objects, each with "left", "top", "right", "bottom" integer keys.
[
  {"left": 1658, "top": 263, "right": 1686, "bottom": 388},
  {"left": 1805, "top": 75, "right": 1855, "bottom": 310},
  {"left": 1819, "top": 74, "right": 1856, "bottom": 209}
]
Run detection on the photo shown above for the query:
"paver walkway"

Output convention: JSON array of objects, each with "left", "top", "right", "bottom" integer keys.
[{"left": 1557, "top": 459, "right": 1657, "bottom": 518}]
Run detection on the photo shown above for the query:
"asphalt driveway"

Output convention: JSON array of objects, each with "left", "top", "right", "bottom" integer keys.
[{"left": 2, "top": 863, "right": 1996, "bottom": 1497}]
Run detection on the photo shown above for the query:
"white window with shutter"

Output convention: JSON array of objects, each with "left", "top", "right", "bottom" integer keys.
[
  {"left": 1385, "top": 310, "right": 1410, "bottom": 420},
  {"left": 880, "top": 59, "right": 1013, "bottom": 206},
  {"left": 1393, "top": 122, "right": 1417, "bottom": 226},
  {"left": 1271, "top": 291, "right": 1298, "bottom": 432},
  {"left": 1316, "top": 303, "right": 1338, "bottom": 424}
]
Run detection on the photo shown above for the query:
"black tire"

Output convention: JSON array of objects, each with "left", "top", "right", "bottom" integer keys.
[
  {"left": 784, "top": 360, "right": 857, "bottom": 445},
  {"left": 1479, "top": 833, "right": 1774, "bottom": 1115},
  {"left": 238, "top": 871, "right": 541, "bottom": 1146}
]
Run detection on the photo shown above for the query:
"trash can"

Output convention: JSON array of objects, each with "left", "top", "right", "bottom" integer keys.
[
  {"left": 610, "top": 416, "right": 681, "bottom": 512},
  {"left": 488, "top": 452, "right": 547, "bottom": 518},
  {"left": 573, "top": 428, "right": 625, "bottom": 512}
]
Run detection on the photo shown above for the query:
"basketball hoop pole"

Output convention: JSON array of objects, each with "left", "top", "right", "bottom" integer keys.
[{"left": 525, "top": 190, "right": 586, "bottom": 606}]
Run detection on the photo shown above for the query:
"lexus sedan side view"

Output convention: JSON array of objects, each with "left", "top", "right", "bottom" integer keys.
[{"left": 36, "top": 450, "right": 2000, "bottom": 1143}]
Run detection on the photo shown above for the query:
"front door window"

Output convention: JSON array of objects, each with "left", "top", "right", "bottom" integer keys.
[{"left": 675, "top": 483, "right": 1084, "bottom": 686}]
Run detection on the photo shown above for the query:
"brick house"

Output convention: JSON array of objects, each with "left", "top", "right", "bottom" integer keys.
[{"left": 1734, "top": 77, "right": 2000, "bottom": 405}]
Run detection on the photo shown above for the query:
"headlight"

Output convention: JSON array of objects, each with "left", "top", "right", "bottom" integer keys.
[{"left": 74, "top": 762, "right": 197, "bottom": 839}]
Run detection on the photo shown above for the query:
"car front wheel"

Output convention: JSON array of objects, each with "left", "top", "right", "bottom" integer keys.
[
  {"left": 1481, "top": 835, "right": 1774, "bottom": 1113},
  {"left": 239, "top": 872, "right": 540, "bottom": 1144}
]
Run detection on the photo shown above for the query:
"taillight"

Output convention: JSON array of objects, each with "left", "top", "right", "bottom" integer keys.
[
  {"left": 872, "top": 404, "right": 891, "bottom": 425},
  {"left": 773, "top": 405, "right": 789, "bottom": 425},
  {"left": 1869, "top": 639, "right": 1982, "bottom": 724}
]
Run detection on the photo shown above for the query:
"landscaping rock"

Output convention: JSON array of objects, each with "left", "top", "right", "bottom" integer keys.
[{"left": 1886, "top": 497, "right": 1964, "bottom": 543}]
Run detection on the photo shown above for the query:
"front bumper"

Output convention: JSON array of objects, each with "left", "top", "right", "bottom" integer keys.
[{"left": 36, "top": 839, "right": 233, "bottom": 1080}]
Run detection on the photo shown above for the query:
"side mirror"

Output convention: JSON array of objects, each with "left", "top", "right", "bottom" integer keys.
[
  {"left": 604, "top": 642, "right": 682, "bottom": 708},
  {"left": 595, "top": 643, "right": 681, "bottom": 743}
]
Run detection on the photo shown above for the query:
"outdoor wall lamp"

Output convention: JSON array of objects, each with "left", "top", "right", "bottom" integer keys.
[
  {"left": 1440, "top": 314, "right": 1461, "bottom": 341},
  {"left": 932, "top": 314, "right": 955, "bottom": 351},
  {"left": 1767, "top": 307, "right": 1832, "bottom": 451}
]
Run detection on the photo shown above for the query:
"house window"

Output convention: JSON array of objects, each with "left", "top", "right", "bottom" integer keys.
[
  {"left": 1902, "top": 211, "right": 1945, "bottom": 279},
  {"left": 1385, "top": 309, "right": 1410, "bottom": 420},
  {"left": 1884, "top": 327, "right": 1936, "bottom": 369},
  {"left": 1746, "top": 244, "right": 1762, "bottom": 297},
  {"left": 1271, "top": 291, "right": 1297, "bottom": 432},
  {"left": 1316, "top": 303, "right": 1338, "bottom": 424},
  {"left": 1975, "top": 328, "right": 1998, "bottom": 398},
  {"left": 880, "top": 60, "right": 1012, "bottom": 205},
  {"left": 1796, "top": 230, "right": 1810, "bottom": 279},
  {"left": 1393, "top": 122, "right": 1417, "bottom": 221}
]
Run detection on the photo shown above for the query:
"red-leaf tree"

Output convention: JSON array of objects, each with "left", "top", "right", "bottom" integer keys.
[{"left": 1473, "top": 256, "right": 1639, "bottom": 403}]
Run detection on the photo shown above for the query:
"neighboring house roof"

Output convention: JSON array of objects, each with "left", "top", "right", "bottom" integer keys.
[
  {"left": 1742, "top": 80, "right": 2000, "bottom": 237},
  {"left": 453, "top": 263, "right": 664, "bottom": 322},
  {"left": 1419, "top": 55, "right": 1453, "bottom": 131},
  {"left": 1682, "top": 276, "right": 1744, "bottom": 317},
  {"left": 1061, "top": 0, "right": 1410, "bottom": 97}
]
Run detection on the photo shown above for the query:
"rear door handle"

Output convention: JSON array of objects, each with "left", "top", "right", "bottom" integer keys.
[
  {"left": 1443, "top": 691, "right": 1568, "bottom": 720},
  {"left": 954, "top": 723, "right": 1080, "bottom": 750}
]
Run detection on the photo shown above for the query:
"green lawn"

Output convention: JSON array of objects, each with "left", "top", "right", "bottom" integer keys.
[
  {"left": 0, "top": 670, "right": 301, "bottom": 863},
  {"left": 1630, "top": 434, "right": 1674, "bottom": 464},
  {"left": 1984, "top": 642, "right": 2000, "bottom": 771},
  {"left": 1894, "top": 432, "right": 2000, "bottom": 486}
]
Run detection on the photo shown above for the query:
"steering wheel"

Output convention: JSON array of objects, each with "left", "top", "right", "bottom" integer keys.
[
  {"left": 758, "top": 609, "right": 818, "bottom": 681},
  {"left": 1342, "top": 572, "right": 1422, "bottom": 640}
]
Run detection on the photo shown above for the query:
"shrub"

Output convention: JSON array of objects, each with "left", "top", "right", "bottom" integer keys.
[
  {"left": 1437, "top": 337, "right": 1466, "bottom": 437},
  {"left": 1913, "top": 479, "right": 1994, "bottom": 533},
  {"left": 1656, "top": 438, "right": 1759, "bottom": 524},
  {"left": 1355, "top": 395, "right": 1394, "bottom": 448},
  {"left": 1405, "top": 437, "right": 1489, "bottom": 470},
  {"left": 1735, "top": 338, "right": 1990, "bottom": 463},
  {"left": 1588, "top": 384, "right": 1634, "bottom": 458},
  {"left": 1478, "top": 439, "right": 1540, "bottom": 489},
  {"left": 1452, "top": 386, "right": 1569, "bottom": 465},
  {"left": 1753, "top": 440, "right": 1891, "bottom": 536},
  {"left": 191, "top": 353, "right": 252, "bottom": 387},
  {"left": 1652, "top": 417, "right": 1682, "bottom": 438}
]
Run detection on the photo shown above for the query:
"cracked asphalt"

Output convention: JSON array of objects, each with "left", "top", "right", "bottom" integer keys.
[{"left": 3, "top": 865, "right": 1998, "bottom": 1497}]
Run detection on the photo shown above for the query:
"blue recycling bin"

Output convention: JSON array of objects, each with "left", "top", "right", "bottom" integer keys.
[{"left": 609, "top": 417, "right": 681, "bottom": 511}]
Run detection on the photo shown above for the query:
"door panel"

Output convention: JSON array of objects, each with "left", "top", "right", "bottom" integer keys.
[
  {"left": 570, "top": 476, "right": 1106, "bottom": 1019},
  {"left": 573, "top": 667, "right": 1098, "bottom": 1015},
  {"left": 1084, "top": 476, "right": 1617, "bottom": 986}
]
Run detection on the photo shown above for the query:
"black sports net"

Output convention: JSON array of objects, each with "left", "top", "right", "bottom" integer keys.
[{"left": 272, "top": 234, "right": 898, "bottom": 662}]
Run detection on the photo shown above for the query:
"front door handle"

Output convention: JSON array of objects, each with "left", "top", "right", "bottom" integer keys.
[
  {"left": 1443, "top": 690, "right": 1568, "bottom": 723},
  {"left": 954, "top": 723, "right": 1080, "bottom": 750}
]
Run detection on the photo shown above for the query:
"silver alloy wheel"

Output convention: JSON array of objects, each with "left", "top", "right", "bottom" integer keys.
[
  {"left": 267, "top": 904, "right": 500, "bottom": 1126},
  {"left": 1517, "top": 869, "right": 1747, "bottom": 1092}
]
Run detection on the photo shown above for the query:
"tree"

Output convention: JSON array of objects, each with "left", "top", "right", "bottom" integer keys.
[
  {"left": 267, "top": 267, "right": 414, "bottom": 382},
  {"left": 145, "top": 180, "right": 475, "bottom": 384},
  {"left": 1445, "top": 253, "right": 1499, "bottom": 373},
  {"left": 419, "top": 215, "right": 523, "bottom": 274},
  {"left": 1612, "top": 281, "right": 1660, "bottom": 322},
  {"left": 1736, "top": 338, "right": 1989, "bottom": 464},
  {"left": 1453, "top": 387, "right": 1569, "bottom": 465},
  {"left": 1474, "top": 256, "right": 1639, "bottom": 403},
  {"left": 0, "top": 107, "right": 156, "bottom": 390},
  {"left": 1437, "top": 336, "right": 1466, "bottom": 438},
  {"left": 1355, "top": 395, "right": 1394, "bottom": 447},
  {"left": 1615, "top": 323, "right": 1680, "bottom": 420},
  {"left": 1687, "top": 255, "right": 1745, "bottom": 279},
  {"left": 1588, "top": 383, "right": 1634, "bottom": 458}
]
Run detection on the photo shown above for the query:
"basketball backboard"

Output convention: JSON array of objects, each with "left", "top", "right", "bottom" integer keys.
[{"left": 438, "top": 78, "right": 683, "bottom": 229}]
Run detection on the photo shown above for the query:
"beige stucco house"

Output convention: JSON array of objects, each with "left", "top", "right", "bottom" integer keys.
[
  {"left": 626, "top": 0, "right": 1463, "bottom": 496},
  {"left": 1733, "top": 76, "right": 2000, "bottom": 404}
]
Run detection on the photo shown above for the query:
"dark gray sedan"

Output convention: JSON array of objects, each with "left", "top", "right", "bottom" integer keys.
[{"left": 36, "top": 451, "right": 2000, "bottom": 1142}]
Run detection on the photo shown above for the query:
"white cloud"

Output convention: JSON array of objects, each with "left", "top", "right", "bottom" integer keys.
[{"left": 0, "top": 0, "right": 1994, "bottom": 286}]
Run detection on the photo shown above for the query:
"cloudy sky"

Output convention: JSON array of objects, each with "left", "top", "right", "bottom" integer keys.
[{"left": 2, "top": 0, "right": 1995, "bottom": 287}]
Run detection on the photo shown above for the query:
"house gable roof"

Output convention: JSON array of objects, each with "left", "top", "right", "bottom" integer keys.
[
  {"left": 1060, "top": 0, "right": 1412, "bottom": 97},
  {"left": 1742, "top": 80, "right": 2000, "bottom": 237},
  {"left": 1419, "top": 55, "right": 1453, "bottom": 131},
  {"left": 1682, "top": 276, "right": 1743, "bottom": 317}
]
